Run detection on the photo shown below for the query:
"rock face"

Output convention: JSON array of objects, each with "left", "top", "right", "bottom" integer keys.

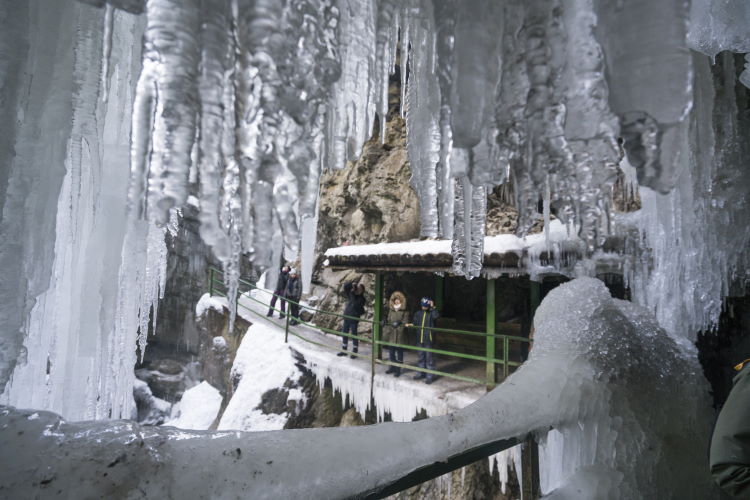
[
  {"left": 317, "top": 114, "right": 421, "bottom": 252},
  {"left": 152, "top": 202, "right": 218, "bottom": 354}
]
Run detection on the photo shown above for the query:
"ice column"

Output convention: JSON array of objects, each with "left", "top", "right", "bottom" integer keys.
[
  {"left": 1, "top": 2, "right": 147, "bottom": 419},
  {"left": 594, "top": 0, "right": 693, "bottom": 194},
  {"left": 405, "top": 0, "right": 442, "bottom": 238}
]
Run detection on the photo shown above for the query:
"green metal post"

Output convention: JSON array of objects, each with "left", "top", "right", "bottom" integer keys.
[
  {"left": 524, "top": 279, "right": 542, "bottom": 498},
  {"left": 284, "top": 306, "right": 290, "bottom": 343},
  {"left": 485, "top": 278, "right": 496, "bottom": 390},
  {"left": 209, "top": 268, "right": 214, "bottom": 296},
  {"left": 434, "top": 275, "right": 444, "bottom": 311},
  {"left": 503, "top": 337, "right": 509, "bottom": 379},
  {"left": 371, "top": 272, "right": 383, "bottom": 401}
]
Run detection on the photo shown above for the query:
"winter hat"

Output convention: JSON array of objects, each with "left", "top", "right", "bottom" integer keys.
[{"left": 420, "top": 297, "right": 431, "bottom": 307}]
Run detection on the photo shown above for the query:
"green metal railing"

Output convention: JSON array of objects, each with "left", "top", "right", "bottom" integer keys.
[{"left": 208, "top": 267, "right": 531, "bottom": 389}]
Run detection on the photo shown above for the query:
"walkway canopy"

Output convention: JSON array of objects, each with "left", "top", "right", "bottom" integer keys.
[{"left": 323, "top": 220, "right": 608, "bottom": 278}]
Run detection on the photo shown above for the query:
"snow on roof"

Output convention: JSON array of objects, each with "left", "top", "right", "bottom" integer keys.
[{"left": 325, "top": 220, "right": 578, "bottom": 263}]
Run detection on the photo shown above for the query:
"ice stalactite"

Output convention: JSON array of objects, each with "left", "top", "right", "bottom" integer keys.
[
  {"left": 325, "top": 0, "right": 376, "bottom": 172},
  {"left": 687, "top": 0, "right": 750, "bottom": 87},
  {"left": 405, "top": 0, "right": 441, "bottom": 239},
  {"left": 130, "top": 0, "right": 200, "bottom": 226},
  {"left": 594, "top": 0, "right": 693, "bottom": 195},
  {"left": 624, "top": 53, "right": 750, "bottom": 340}
]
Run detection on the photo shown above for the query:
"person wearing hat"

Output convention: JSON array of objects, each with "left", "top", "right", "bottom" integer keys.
[
  {"left": 710, "top": 357, "right": 750, "bottom": 498},
  {"left": 406, "top": 297, "right": 439, "bottom": 384},
  {"left": 382, "top": 291, "right": 409, "bottom": 377},
  {"left": 284, "top": 268, "right": 302, "bottom": 325},
  {"left": 337, "top": 281, "right": 366, "bottom": 358},
  {"left": 267, "top": 265, "right": 290, "bottom": 318}
]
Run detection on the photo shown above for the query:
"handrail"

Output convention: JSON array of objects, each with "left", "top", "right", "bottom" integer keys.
[
  {"left": 207, "top": 267, "right": 531, "bottom": 388},
  {"left": 210, "top": 268, "right": 375, "bottom": 324}
]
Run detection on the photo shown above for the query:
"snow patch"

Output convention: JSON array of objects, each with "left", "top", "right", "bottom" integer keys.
[
  {"left": 218, "top": 323, "right": 302, "bottom": 431},
  {"left": 164, "top": 381, "right": 222, "bottom": 431},
  {"left": 195, "top": 293, "right": 226, "bottom": 318}
]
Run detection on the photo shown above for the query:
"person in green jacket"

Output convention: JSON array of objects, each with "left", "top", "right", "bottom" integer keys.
[
  {"left": 710, "top": 357, "right": 750, "bottom": 498},
  {"left": 382, "top": 291, "right": 409, "bottom": 377}
]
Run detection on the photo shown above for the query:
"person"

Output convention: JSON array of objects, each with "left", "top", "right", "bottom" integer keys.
[
  {"left": 284, "top": 268, "right": 302, "bottom": 325},
  {"left": 710, "top": 357, "right": 750, "bottom": 498},
  {"left": 337, "top": 281, "right": 365, "bottom": 358},
  {"left": 267, "top": 265, "right": 289, "bottom": 318},
  {"left": 407, "top": 297, "right": 439, "bottom": 384},
  {"left": 382, "top": 291, "right": 409, "bottom": 377}
]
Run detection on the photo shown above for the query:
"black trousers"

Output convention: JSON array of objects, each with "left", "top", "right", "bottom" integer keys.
[{"left": 269, "top": 292, "right": 286, "bottom": 314}]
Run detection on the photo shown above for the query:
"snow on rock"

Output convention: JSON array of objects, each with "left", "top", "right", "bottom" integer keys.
[
  {"left": 218, "top": 323, "right": 302, "bottom": 431},
  {"left": 133, "top": 379, "right": 171, "bottom": 426},
  {"left": 164, "top": 381, "right": 222, "bottom": 431},
  {"left": 195, "top": 293, "right": 226, "bottom": 318}
]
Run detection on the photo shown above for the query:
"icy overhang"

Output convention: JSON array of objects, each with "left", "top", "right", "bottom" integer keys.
[{"left": 323, "top": 220, "right": 625, "bottom": 278}]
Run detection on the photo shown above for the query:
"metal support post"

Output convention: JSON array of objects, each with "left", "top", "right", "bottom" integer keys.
[
  {"left": 521, "top": 436, "right": 540, "bottom": 499},
  {"left": 434, "top": 275, "right": 444, "bottom": 311},
  {"left": 485, "top": 278, "right": 496, "bottom": 390},
  {"left": 284, "top": 307, "right": 290, "bottom": 343},
  {"left": 371, "top": 272, "right": 383, "bottom": 400}
]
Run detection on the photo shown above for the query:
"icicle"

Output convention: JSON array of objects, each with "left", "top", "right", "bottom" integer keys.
[
  {"left": 594, "top": 0, "right": 692, "bottom": 194},
  {"left": 100, "top": 4, "right": 114, "bottom": 104},
  {"left": 405, "top": 1, "right": 441, "bottom": 238},
  {"left": 129, "top": 0, "right": 200, "bottom": 225},
  {"left": 543, "top": 175, "right": 551, "bottom": 250}
]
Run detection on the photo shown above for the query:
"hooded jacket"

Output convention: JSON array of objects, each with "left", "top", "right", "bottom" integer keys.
[
  {"left": 710, "top": 360, "right": 750, "bottom": 498},
  {"left": 412, "top": 307, "right": 439, "bottom": 344},
  {"left": 382, "top": 291, "right": 409, "bottom": 345},
  {"left": 285, "top": 275, "right": 302, "bottom": 301}
]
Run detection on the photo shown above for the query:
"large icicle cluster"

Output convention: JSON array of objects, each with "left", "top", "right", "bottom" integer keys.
[{"left": 0, "top": 2, "right": 159, "bottom": 420}]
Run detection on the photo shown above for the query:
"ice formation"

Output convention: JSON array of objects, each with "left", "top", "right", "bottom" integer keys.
[
  {"left": 0, "top": 279, "right": 718, "bottom": 498},
  {"left": 1, "top": 0, "right": 750, "bottom": 496}
]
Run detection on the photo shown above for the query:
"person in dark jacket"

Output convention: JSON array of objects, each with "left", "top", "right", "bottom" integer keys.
[
  {"left": 284, "top": 268, "right": 302, "bottom": 325},
  {"left": 407, "top": 297, "right": 439, "bottom": 384},
  {"left": 267, "top": 265, "right": 290, "bottom": 318},
  {"left": 382, "top": 291, "right": 409, "bottom": 377},
  {"left": 710, "top": 358, "right": 750, "bottom": 498},
  {"left": 337, "top": 281, "right": 365, "bottom": 358}
]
